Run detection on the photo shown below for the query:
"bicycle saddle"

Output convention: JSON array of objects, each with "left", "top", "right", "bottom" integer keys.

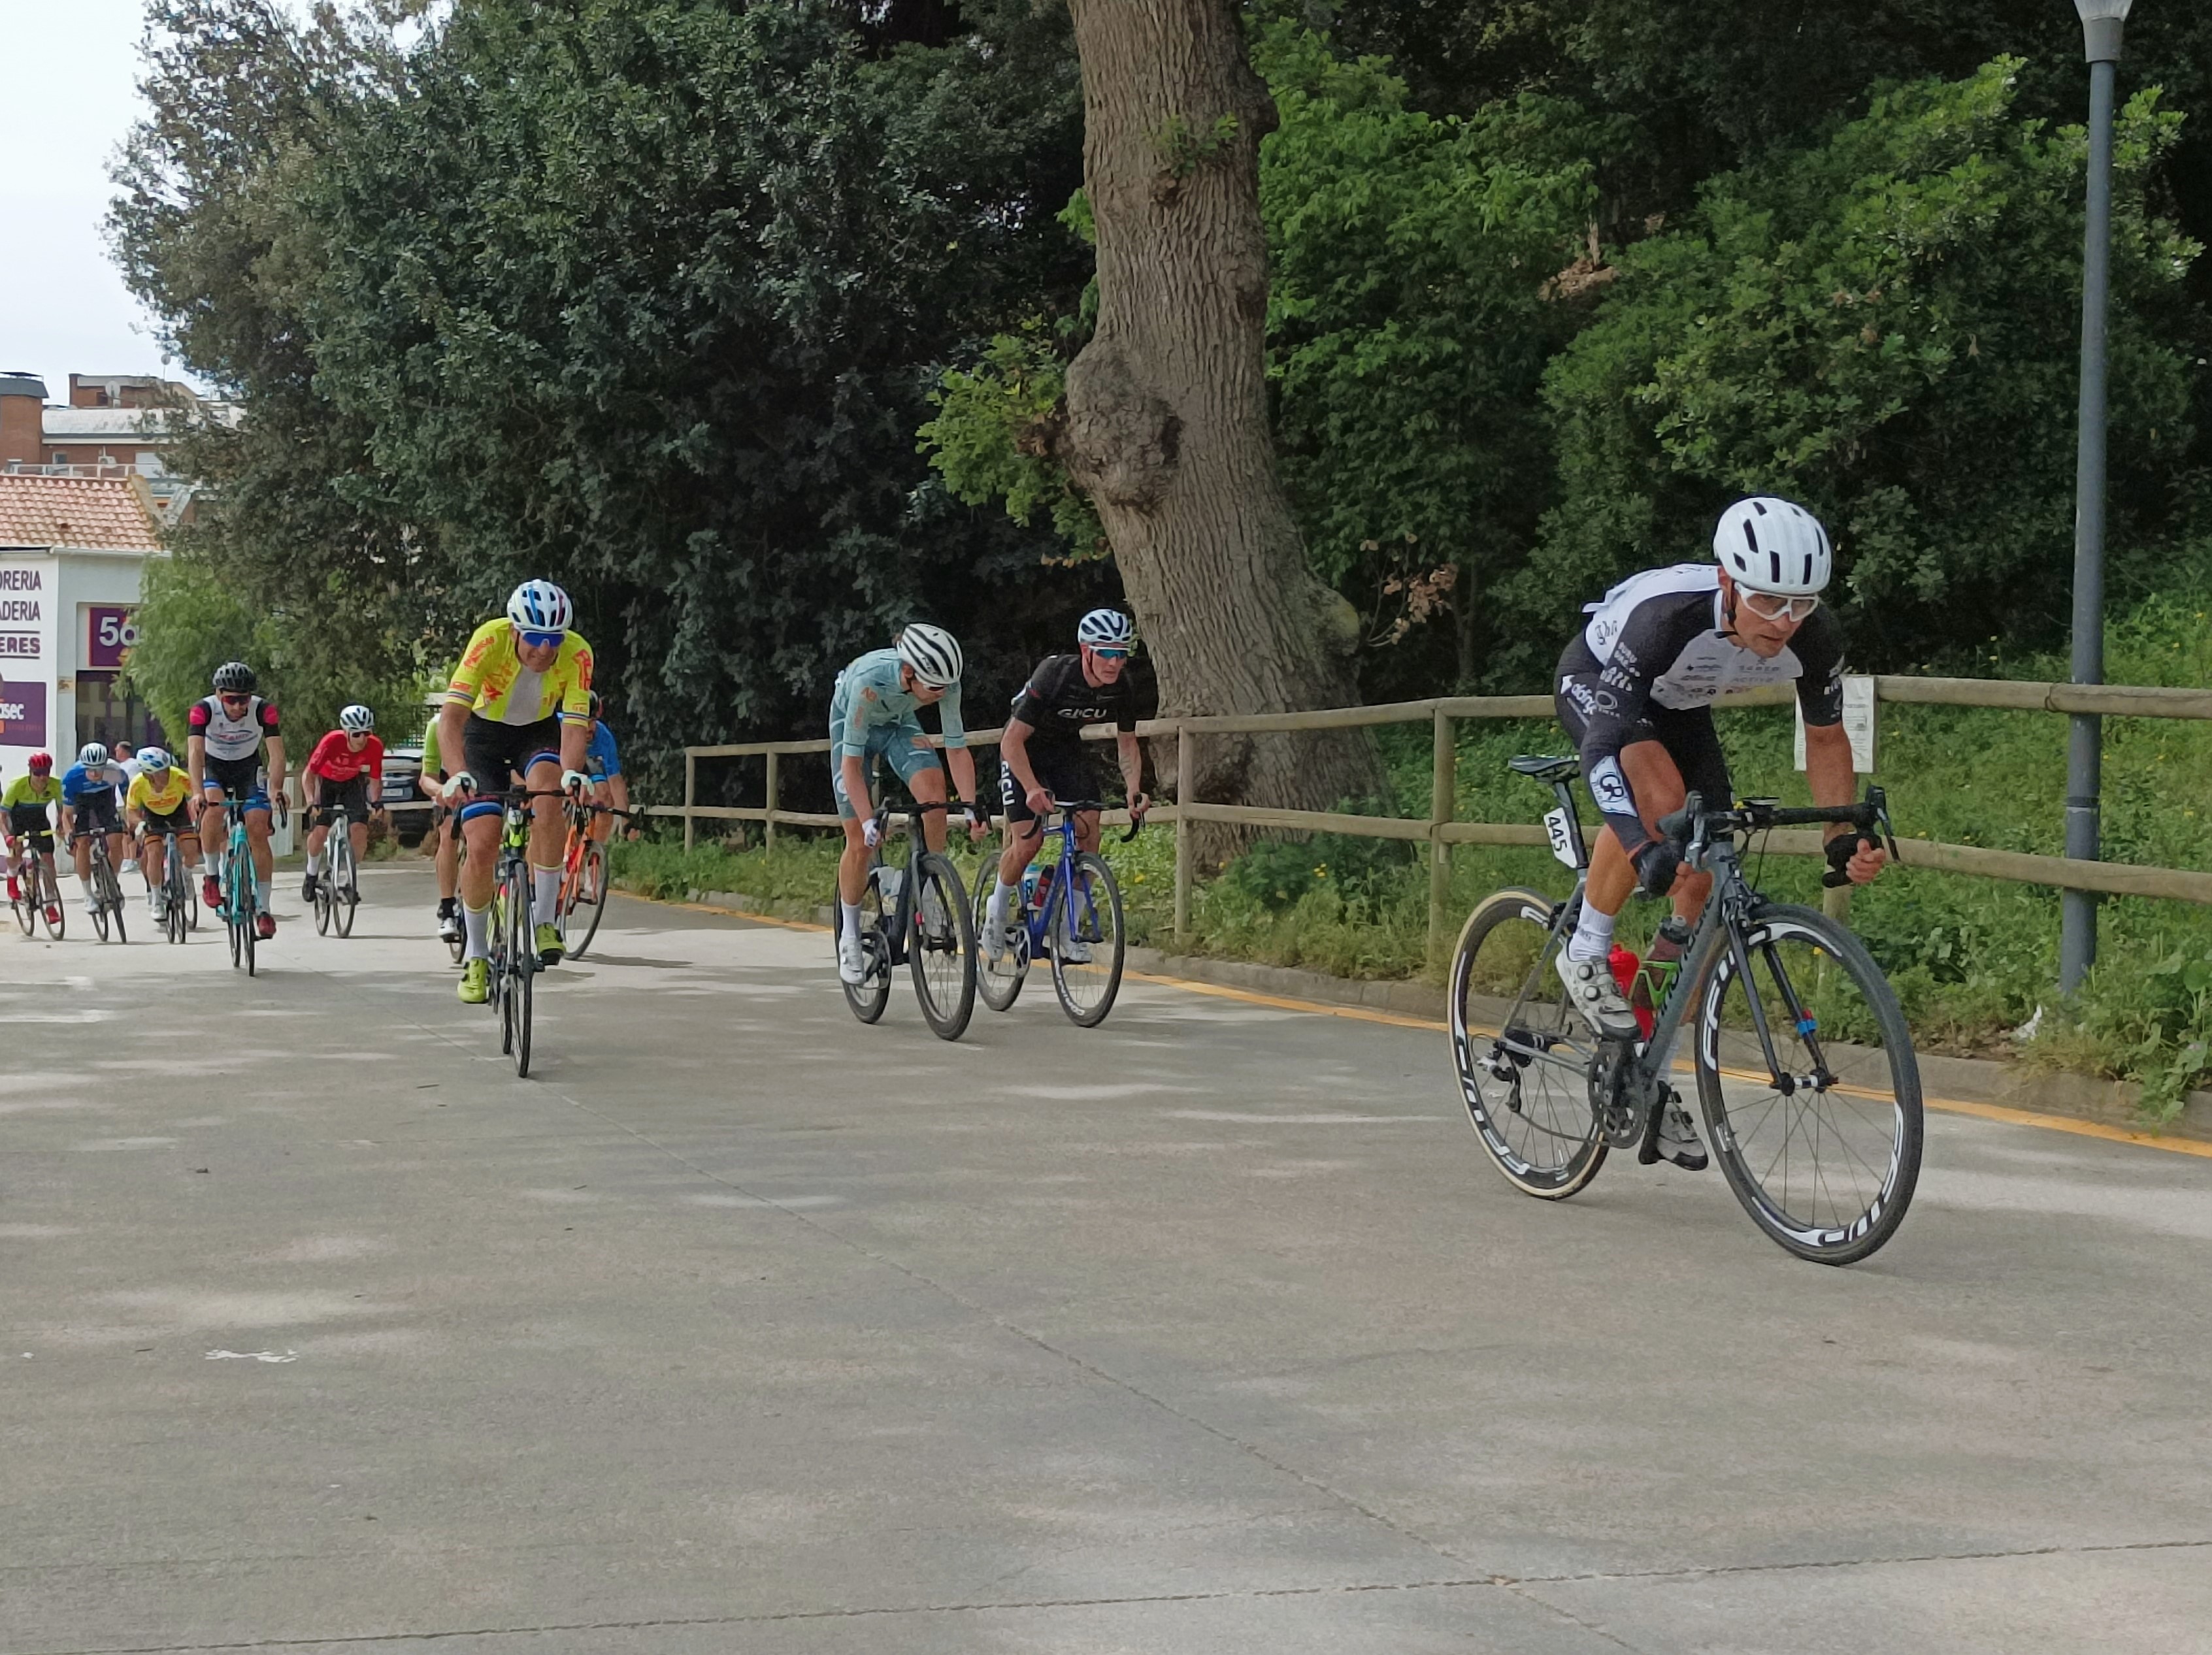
[{"left": 1508, "top": 755, "right": 1581, "bottom": 783}]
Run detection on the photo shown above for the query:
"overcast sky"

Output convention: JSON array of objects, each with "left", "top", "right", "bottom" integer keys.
[{"left": 0, "top": 0, "right": 206, "bottom": 398}]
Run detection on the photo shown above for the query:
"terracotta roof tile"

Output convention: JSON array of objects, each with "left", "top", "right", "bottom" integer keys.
[{"left": 0, "top": 474, "right": 164, "bottom": 551}]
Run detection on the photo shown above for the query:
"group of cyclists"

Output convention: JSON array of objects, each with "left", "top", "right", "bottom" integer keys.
[{"left": 0, "top": 493, "right": 1890, "bottom": 1177}]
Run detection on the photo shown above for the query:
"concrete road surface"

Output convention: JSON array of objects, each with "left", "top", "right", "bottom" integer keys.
[{"left": 3, "top": 864, "right": 2207, "bottom": 1654}]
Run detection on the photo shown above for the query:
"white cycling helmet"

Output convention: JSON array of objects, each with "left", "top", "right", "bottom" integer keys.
[
  {"left": 896, "top": 623, "right": 963, "bottom": 688},
  {"left": 78, "top": 742, "right": 110, "bottom": 768},
  {"left": 1714, "top": 497, "right": 1832, "bottom": 596},
  {"left": 506, "top": 579, "right": 574, "bottom": 634},
  {"left": 1078, "top": 608, "right": 1136, "bottom": 647},
  {"left": 139, "top": 747, "right": 173, "bottom": 773},
  {"left": 338, "top": 704, "right": 375, "bottom": 734}
]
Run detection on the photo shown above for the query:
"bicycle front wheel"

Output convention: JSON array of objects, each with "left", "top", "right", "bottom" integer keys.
[
  {"left": 505, "top": 875, "right": 535, "bottom": 1077},
  {"left": 11, "top": 874, "right": 32, "bottom": 935},
  {"left": 569, "top": 842, "right": 607, "bottom": 960},
  {"left": 106, "top": 863, "right": 127, "bottom": 943},
  {"left": 972, "top": 874, "right": 1026, "bottom": 1012},
  {"left": 1448, "top": 888, "right": 1608, "bottom": 1200},
  {"left": 1047, "top": 852, "right": 1125, "bottom": 1027},
  {"left": 908, "top": 853, "right": 976, "bottom": 1041},
  {"left": 1695, "top": 904, "right": 1923, "bottom": 1266}
]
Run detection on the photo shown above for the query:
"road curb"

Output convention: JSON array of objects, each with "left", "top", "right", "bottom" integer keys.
[{"left": 623, "top": 879, "right": 2212, "bottom": 1145}]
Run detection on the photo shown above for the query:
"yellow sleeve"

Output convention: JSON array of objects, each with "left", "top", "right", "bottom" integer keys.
[{"left": 557, "top": 636, "right": 595, "bottom": 721}]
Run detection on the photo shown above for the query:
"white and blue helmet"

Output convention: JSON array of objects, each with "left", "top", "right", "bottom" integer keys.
[
  {"left": 78, "top": 742, "right": 110, "bottom": 768},
  {"left": 506, "top": 580, "right": 574, "bottom": 634},
  {"left": 338, "top": 704, "right": 374, "bottom": 733},
  {"left": 1078, "top": 608, "right": 1136, "bottom": 647}
]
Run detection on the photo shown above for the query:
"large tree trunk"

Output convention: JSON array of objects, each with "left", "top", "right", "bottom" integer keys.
[{"left": 1059, "top": 0, "right": 1385, "bottom": 827}]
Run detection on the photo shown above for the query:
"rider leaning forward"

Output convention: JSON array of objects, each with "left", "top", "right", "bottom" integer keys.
[
  {"left": 1551, "top": 496, "right": 1888, "bottom": 1170},
  {"left": 439, "top": 580, "right": 596, "bottom": 1004}
]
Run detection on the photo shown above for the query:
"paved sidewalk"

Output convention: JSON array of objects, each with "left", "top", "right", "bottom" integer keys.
[{"left": 2, "top": 864, "right": 2207, "bottom": 1653}]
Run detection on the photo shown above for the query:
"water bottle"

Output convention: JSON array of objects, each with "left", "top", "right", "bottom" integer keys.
[{"left": 878, "top": 866, "right": 904, "bottom": 910}]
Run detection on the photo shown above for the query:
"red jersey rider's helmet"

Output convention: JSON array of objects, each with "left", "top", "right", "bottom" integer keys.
[{"left": 27, "top": 752, "right": 52, "bottom": 774}]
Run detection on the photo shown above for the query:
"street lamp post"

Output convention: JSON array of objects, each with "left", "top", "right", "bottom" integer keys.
[{"left": 2060, "top": 0, "right": 2134, "bottom": 992}]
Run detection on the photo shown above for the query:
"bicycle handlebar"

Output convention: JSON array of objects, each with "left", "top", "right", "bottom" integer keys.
[
  {"left": 1658, "top": 787, "right": 1899, "bottom": 888},
  {"left": 1015, "top": 800, "right": 1146, "bottom": 844}
]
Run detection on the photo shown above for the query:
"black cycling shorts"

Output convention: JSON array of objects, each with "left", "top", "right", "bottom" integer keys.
[
  {"left": 1000, "top": 749, "right": 1102, "bottom": 826},
  {"left": 310, "top": 776, "right": 372, "bottom": 828},
  {"left": 138, "top": 804, "right": 192, "bottom": 837},
  {"left": 201, "top": 755, "right": 271, "bottom": 810},
  {"left": 461, "top": 713, "right": 563, "bottom": 795},
  {"left": 70, "top": 793, "right": 123, "bottom": 836},
  {"left": 1555, "top": 673, "right": 1733, "bottom": 830},
  {"left": 6, "top": 806, "right": 54, "bottom": 851}
]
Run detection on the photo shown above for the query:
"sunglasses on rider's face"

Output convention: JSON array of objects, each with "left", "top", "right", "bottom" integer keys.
[
  {"left": 1740, "top": 591, "right": 1820, "bottom": 623},
  {"left": 1089, "top": 646, "right": 1132, "bottom": 662},
  {"left": 517, "top": 628, "right": 565, "bottom": 650},
  {"left": 219, "top": 693, "right": 250, "bottom": 706}
]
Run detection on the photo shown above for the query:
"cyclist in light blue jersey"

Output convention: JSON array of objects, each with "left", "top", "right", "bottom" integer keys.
[
  {"left": 829, "top": 623, "right": 988, "bottom": 984},
  {"left": 583, "top": 693, "right": 631, "bottom": 847}
]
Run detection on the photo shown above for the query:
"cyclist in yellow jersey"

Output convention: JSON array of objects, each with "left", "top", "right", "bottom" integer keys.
[
  {"left": 421, "top": 712, "right": 464, "bottom": 947},
  {"left": 438, "top": 580, "right": 595, "bottom": 1003},
  {"left": 124, "top": 747, "right": 201, "bottom": 923}
]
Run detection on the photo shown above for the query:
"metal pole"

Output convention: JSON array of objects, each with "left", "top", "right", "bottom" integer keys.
[
  {"left": 1174, "top": 725, "right": 1192, "bottom": 946},
  {"left": 2061, "top": 44, "right": 2121, "bottom": 992},
  {"left": 1427, "top": 709, "right": 1456, "bottom": 973}
]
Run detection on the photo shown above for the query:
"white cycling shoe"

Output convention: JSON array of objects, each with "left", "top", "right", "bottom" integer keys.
[
  {"left": 1655, "top": 1102, "right": 1710, "bottom": 1171},
  {"left": 836, "top": 932, "right": 868, "bottom": 986},
  {"left": 1058, "top": 936, "right": 1093, "bottom": 965},
  {"left": 982, "top": 898, "right": 1009, "bottom": 962},
  {"left": 1555, "top": 950, "right": 1640, "bottom": 1040}
]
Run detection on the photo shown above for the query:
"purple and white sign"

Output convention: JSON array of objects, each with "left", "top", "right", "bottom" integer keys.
[
  {"left": 85, "top": 606, "right": 140, "bottom": 670},
  {"left": 0, "top": 681, "right": 47, "bottom": 746}
]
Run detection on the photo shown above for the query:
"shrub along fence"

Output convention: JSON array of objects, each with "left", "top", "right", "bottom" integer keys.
[{"left": 648, "top": 675, "right": 2212, "bottom": 989}]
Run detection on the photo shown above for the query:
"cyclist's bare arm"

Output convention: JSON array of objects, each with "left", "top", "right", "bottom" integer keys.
[
  {"left": 186, "top": 734, "right": 206, "bottom": 798},
  {"left": 1001, "top": 720, "right": 1048, "bottom": 812},
  {"left": 263, "top": 735, "right": 287, "bottom": 804},
  {"left": 1115, "top": 731, "right": 1148, "bottom": 817},
  {"left": 944, "top": 743, "right": 986, "bottom": 837},
  {"left": 1804, "top": 721, "right": 1885, "bottom": 882}
]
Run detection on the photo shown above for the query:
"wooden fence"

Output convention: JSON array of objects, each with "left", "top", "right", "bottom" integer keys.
[{"left": 647, "top": 675, "right": 2212, "bottom": 971}]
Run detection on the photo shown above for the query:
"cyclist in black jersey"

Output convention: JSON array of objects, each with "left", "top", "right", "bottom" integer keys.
[
  {"left": 982, "top": 610, "right": 1150, "bottom": 961},
  {"left": 1552, "top": 497, "right": 1889, "bottom": 1167}
]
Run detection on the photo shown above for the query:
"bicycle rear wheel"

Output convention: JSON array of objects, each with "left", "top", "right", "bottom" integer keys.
[
  {"left": 1695, "top": 904, "right": 1923, "bottom": 1266},
  {"left": 12, "top": 876, "right": 33, "bottom": 934},
  {"left": 1448, "top": 888, "right": 1608, "bottom": 1199},
  {"left": 908, "top": 853, "right": 975, "bottom": 1041},
  {"left": 1046, "top": 851, "right": 1125, "bottom": 1026},
  {"left": 167, "top": 868, "right": 188, "bottom": 943},
  {"left": 314, "top": 881, "right": 333, "bottom": 934},
  {"left": 569, "top": 842, "right": 607, "bottom": 960},
  {"left": 839, "top": 880, "right": 893, "bottom": 1024},
  {"left": 240, "top": 885, "right": 257, "bottom": 976},
  {"left": 972, "top": 874, "right": 1027, "bottom": 1012}
]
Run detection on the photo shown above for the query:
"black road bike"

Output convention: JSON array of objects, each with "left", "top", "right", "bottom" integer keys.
[
  {"left": 1449, "top": 755, "right": 1923, "bottom": 1266},
  {"left": 838, "top": 794, "right": 978, "bottom": 1040}
]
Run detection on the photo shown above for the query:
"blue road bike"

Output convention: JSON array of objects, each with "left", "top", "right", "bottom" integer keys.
[{"left": 974, "top": 799, "right": 1135, "bottom": 1028}]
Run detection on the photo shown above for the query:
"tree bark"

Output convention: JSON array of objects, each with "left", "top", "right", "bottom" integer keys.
[{"left": 1059, "top": 0, "right": 1384, "bottom": 830}]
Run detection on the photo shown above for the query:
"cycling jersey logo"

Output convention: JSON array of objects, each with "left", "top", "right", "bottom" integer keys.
[{"left": 1588, "top": 757, "right": 1634, "bottom": 817}]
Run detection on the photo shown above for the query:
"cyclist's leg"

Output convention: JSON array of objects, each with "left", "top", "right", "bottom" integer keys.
[
  {"left": 240, "top": 793, "right": 276, "bottom": 922},
  {"left": 887, "top": 729, "right": 949, "bottom": 853},
  {"left": 520, "top": 746, "right": 568, "bottom": 939},
  {"left": 589, "top": 779, "right": 616, "bottom": 845},
  {"left": 831, "top": 740, "right": 878, "bottom": 904},
  {"left": 455, "top": 715, "right": 521, "bottom": 964},
  {"left": 1641, "top": 705, "right": 1728, "bottom": 925}
]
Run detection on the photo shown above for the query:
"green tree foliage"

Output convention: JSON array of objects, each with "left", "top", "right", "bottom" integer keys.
[
  {"left": 114, "top": 0, "right": 1107, "bottom": 801},
  {"left": 1512, "top": 60, "right": 2201, "bottom": 676}
]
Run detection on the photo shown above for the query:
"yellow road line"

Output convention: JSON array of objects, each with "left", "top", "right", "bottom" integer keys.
[{"left": 663, "top": 893, "right": 2211, "bottom": 1160}]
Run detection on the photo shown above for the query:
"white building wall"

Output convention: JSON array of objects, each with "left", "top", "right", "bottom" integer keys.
[{"left": 0, "top": 548, "right": 158, "bottom": 770}]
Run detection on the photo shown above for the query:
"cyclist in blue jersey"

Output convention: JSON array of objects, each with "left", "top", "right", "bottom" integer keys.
[
  {"left": 582, "top": 693, "right": 632, "bottom": 847},
  {"left": 829, "top": 623, "right": 989, "bottom": 985},
  {"left": 59, "top": 743, "right": 129, "bottom": 925}
]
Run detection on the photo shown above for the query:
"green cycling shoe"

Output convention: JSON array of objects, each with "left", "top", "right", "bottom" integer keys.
[
  {"left": 457, "top": 958, "right": 490, "bottom": 1004},
  {"left": 535, "top": 921, "right": 565, "bottom": 966}
]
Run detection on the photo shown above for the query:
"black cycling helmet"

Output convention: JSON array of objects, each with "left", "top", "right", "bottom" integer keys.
[{"left": 212, "top": 661, "right": 257, "bottom": 694}]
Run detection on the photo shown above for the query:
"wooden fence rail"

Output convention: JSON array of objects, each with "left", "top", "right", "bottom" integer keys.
[{"left": 646, "top": 674, "right": 2212, "bottom": 975}]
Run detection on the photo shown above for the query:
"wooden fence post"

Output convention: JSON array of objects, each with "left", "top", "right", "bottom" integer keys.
[
  {"left": 1174, "top": 724, "right": 1192, "bottom": 947},
  {"left": 1428, "top": 707, "right": 1457, "bottom": 972},
  {"left": 764, "top": 751, "right": 778, "bottom": 851},
  {"left": 683, "top": 750, "right": 697, "bottom": 854}
]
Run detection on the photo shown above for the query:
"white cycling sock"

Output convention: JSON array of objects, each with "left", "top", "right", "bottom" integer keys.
[
  {"left": 463, "top": 902, "right": 491, "bottom": 962},
  {"left": 840, "top": 899, "right": 863, "bottom": 941},
  {"left": 254, "top": 870, "right": 271, "bottom": 907},
  {"left": 989, "top": 877, "right": 1017, "bottom": 917},
  {"left": 1568, "top": 904, "right": 1617, "bottom": 962},
  {"left": 306, "top": 851, "right": 323, "bottom": 876},
  {"left": 533, "top": 865, "right": 561, "bottom": 925}
]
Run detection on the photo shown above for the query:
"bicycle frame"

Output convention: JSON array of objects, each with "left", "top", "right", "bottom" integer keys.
[
  {"left": 1498, "top": 779, "right": 1877, "bottom": 1128},
  {"left": 1012, "top": 800, "right": 1135, "bottom": 953},
  {"left": 863, "top": 795, "right": 952, "bottom": 964}
]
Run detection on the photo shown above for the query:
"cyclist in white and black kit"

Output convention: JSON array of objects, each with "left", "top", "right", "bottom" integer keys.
[
  {"left": 1553, "top": 497, "right": 1888, "bottom": 1168},
  {"left": 187, "top": 661, "right": 288, "bottom": 940},
  {"left": 983, "top": 609, "right": 1150, "bottom": 962}
]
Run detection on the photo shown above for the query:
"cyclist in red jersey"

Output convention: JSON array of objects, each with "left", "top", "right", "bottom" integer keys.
[{"left": 301, "top": 704, "right": 386, "bottom": 904}]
